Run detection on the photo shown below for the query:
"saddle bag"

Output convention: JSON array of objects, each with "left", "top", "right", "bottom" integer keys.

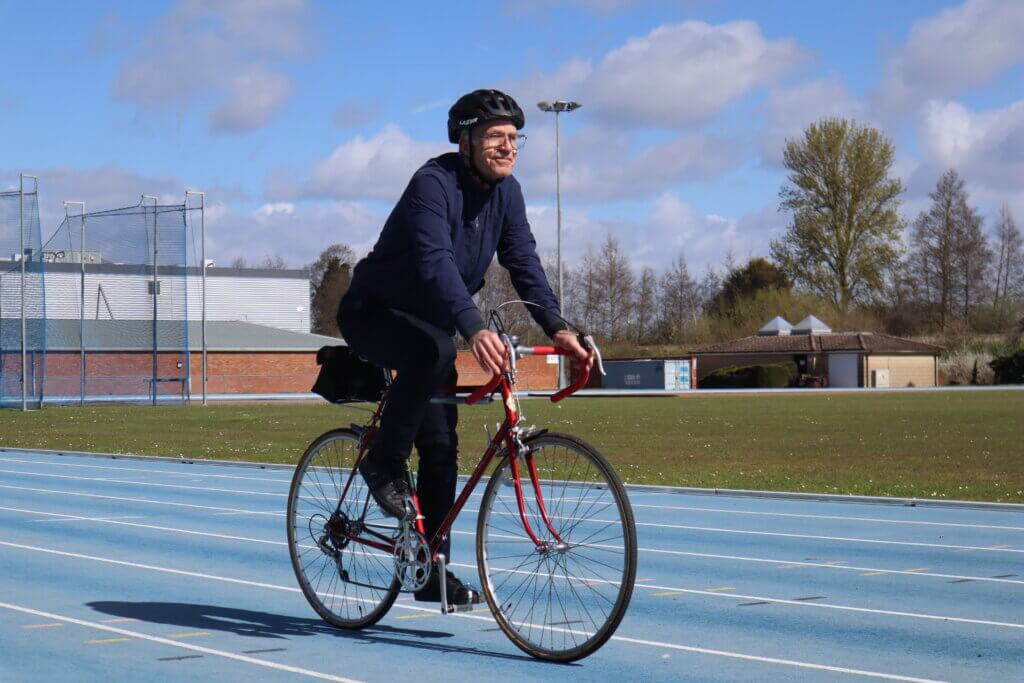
[{"left": 311, "top": 345, "right": 386, "bottom": 403}]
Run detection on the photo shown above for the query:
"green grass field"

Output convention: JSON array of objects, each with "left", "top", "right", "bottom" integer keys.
[{"left": 2, "top": 391, "right": 1022, "bottom": 503}]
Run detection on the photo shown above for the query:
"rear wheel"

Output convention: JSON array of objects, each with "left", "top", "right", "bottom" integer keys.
[
  {"left": 476, "top": 432, "right": 637, "bottom": 661},
  {"left": 287, "top": 428, "right": 399, "bottom": 629}
]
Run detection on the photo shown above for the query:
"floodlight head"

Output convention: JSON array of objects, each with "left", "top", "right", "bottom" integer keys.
[{"left": 538, "top": 100, "right": 582, "bottom": 113}]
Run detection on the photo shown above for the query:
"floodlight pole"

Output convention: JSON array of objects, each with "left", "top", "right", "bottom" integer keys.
[
  {"left": 143, "top": 195, "right": 158, "bottom": 406},
  {"left": 536, "top": 101, "right": 581, "bottom": 389},
  {"left": 65, "top": 201, "right": 86, "bottom": 406},
  {"left": 19, "top": 174, "right": 37, "bottom": 411},
  {"left": 186, "top": 190, "right": 207, "bottom": 406}
]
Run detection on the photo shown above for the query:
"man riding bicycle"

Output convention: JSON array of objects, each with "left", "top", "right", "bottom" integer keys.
[{"left": 336, "top": 89, "right": 591, "bottom": 607}]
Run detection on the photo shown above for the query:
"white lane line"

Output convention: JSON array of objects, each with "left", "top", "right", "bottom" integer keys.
[
  {"left": 0, "top": 506, "right": 286, "bottom": 546},
  {"left": 0, "top": 457, "right": 293, "bottom": 484},
  {"left": 0, "top": 602, "right": 361, "bottom": 682},
  {"left": 31, "top": 515, "right": 144, "bottom": 524},
  {"left": 8, "top": 503, "right": 1022, "bottom": 590},
  {"left": 3, "top": 508, "right": 1021, "bottom": 630},
  {"left": 2, "top": 456, "right": 1017, "bottom": 533},
  {"left": 467, "top": 507, "right": 1024, "bottom": 552},
  {"left": 0, "top": 483, "right": 282, "bottom": 516},
  {"left": 453, "top": 558, "right": 1024, "bottom": 630},
  {"left": 629, "top": 503, "right": 1024, "bottom": 532},
  {"left": 0, "top": 469, "right": 286, "bottom": 498},
  {"left": 2, "top": 485, "right": 1020, "bottom": 586},
  {"left": 0, "top": 541, "right": 951, "bottom": 681}
]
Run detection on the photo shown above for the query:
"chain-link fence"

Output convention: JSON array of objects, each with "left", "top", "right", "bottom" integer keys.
[
  {"left": 41, "top": 199, "right": 197, "bottom": 404},
  {"left": 0, "top": 178, "right": 46, "bottom": 408}
]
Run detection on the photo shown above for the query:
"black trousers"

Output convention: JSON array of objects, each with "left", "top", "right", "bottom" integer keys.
[{"left": 338, "top": 295, "right": 459, "bottom": 557}]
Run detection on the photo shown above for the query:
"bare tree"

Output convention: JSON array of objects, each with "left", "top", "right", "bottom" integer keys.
[
  {"left": 259, "top": 254, "right": 289, "bottom": 269},
  {"left": 909, "top": 170, "right": 990, "bottom": 330},
  {"left": 632, "top": 266, "right": 658, "bottom": 344},
  {"left": 955, "top": 201, "right": 990, "bottom": 326},
  {"left": 992, "top": 205, "right": 1023, "bottom": 319},
  {"left": 658, "top": 255, "right": 700, "bottom": 343}
]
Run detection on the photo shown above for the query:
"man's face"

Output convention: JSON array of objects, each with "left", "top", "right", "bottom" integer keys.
[{"left": 464, "top": 120, "right": 519, "bottom": 183}]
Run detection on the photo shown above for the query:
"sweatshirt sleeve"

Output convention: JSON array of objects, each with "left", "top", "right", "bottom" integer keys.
[
  {"left": 403, "top": 173, "right": 487, "bottom": 341},
  {"left": 496, "top": 182, "right": 569, "bottom": 338}
]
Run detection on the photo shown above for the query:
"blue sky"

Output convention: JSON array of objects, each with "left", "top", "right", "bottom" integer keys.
[{"left": 2, "top": 0, "right": 1022, "bottom": 274}]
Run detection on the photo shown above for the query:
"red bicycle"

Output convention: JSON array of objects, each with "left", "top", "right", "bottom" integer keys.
[{"left": 286, "top": 315, "right": 637, "bottom": 662}]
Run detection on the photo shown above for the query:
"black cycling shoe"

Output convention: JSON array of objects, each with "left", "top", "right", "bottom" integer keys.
[
  {"left": 414, "top": 568, "right": 482, "bottom": 606},
  {"left": 357, "top": 455, "right": 411, "bottom": 519}
]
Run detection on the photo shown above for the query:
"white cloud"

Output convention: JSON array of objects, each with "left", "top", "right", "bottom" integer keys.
[
  {"left": 207, "top": 199, "right": 385, "bottom": 267},
  {"left": 267, "top": 125, "right": 449, "bottom": 201},
  {"left": 513, "top": 20, "right": 806, "bottom": 129},
  {"left": 917, "top": 99, "right": 1024, "bottom": 191},
  {"left": 516, "top": 122, "right": 740, "bottom": 202},
  {"left": 760, "top": 79, "right": 868, "bottom": 165},
  {"left": 525, "top": 194, "right": 781, "bottom": 274},
  {"left": 874, "top": 0, "right": 1024, "bottom": 114},
  {"left": 111, "top": 0, "right": 309, "bottom": 133},
  {"left": 209, "top": 68, "right": 295, "bottom": 133}
]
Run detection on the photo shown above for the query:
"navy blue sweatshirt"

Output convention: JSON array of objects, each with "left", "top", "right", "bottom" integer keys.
[{"left": 345, "top": 153, "right": 566, "bottom": 341}]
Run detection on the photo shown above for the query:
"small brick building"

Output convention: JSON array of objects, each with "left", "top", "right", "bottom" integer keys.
[{"left": 693, "top": 316, "right": 942, "bottom": 388}]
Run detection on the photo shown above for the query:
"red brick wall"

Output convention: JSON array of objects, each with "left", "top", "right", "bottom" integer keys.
[{"left": 37, "top": 348, "right": 559, "bottom": 398}]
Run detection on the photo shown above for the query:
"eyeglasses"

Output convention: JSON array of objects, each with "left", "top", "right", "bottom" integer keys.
[{"left": 478, "top": 132, "right": 527, "bottom": 150}]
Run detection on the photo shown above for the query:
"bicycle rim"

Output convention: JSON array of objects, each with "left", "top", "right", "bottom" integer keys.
[
  {"left": 287, "top": 428, "right": 399, "bottom": 629},
  {"left": 476, "top": 432, "right": 637, "bottom": 661}
]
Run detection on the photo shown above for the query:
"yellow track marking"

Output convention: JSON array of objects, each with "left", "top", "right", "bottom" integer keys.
[
  {"left": 705, "top": 587, "right": 736, "bottom": 592},
  {"left": 87, "top": 637, "right": 129, "bottom": 645},
  {"left": 860, "top": 571, "right": 886, "bottom": 576},
  {"left": 100, "top": 618, "right": 138, "bottom": 624},
  {"left": 903, "top": 568, "right": 929, "bottom": 573},
  {"left": 653, "top": 590, "right": 685, "bottom": 597},
  {"left": 395, "top": 613, "right": 434, "bottom": 620},
  {"left": 167, "top": 631, "right": 209, "bottom": 639},
  {"left": 23, "top": 623, "right": 63, "bottom": 629}
]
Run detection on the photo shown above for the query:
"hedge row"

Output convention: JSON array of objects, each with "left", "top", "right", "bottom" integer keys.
[
  {"left": 700, "top": 361, "right": 799, "bottom": 388},
  {"left": 990, "top": 349, "right": 1024, "bottom": 384}
]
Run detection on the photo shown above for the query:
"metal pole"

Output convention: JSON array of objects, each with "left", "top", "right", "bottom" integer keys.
[
  {"left": 19, "top": 174, "right": 26, "bottom": 411},
  {"left": 187, "top": 191, "right": 207, "bottom": 406},
  {"left": 143, "top": 195, "right": 158, "bottom": 405},
  {"left": 65, "top": 201, "right": 86, "bottom": 406},
  {"left": 554, "top": 111, "right": 564, "bottom": 390}
]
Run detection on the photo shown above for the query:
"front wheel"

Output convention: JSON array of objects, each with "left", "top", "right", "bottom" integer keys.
[
  {"left": 286, "top": 428, "right": 400, "bottom": 629},
  {"left": 476, "top": 432, "right": 637, "bottom": 662}
]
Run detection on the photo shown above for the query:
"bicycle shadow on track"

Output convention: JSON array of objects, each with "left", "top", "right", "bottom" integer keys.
[{"left": 86, "top": 601, "right": 557, "bottom": 664}]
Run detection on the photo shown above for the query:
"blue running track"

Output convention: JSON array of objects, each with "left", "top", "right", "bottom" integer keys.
[{"left": 0, "top": 447, "right": 1021, "bottom": 682}]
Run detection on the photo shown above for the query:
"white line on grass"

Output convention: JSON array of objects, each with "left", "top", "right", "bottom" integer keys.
[
  {"left": 0, "top": 602, "right": 362, "bottom": 682},
  {"left": 0, "top": 541, "right": 950, "bottom": 682}
]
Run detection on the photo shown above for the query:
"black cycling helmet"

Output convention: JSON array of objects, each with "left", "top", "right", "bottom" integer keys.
[{"left": 447, "top": 89, "right": 525, "bottom": 143}]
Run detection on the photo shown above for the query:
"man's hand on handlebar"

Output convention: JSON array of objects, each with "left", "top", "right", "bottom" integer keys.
[
  {"left": 470, "top": 329, "right": 510, "bottom": 375},
  {"left": 552, "top": 329, "right": 595, "bottom": 373}
]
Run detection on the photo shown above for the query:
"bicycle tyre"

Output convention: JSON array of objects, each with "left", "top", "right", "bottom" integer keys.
[
  {"left": 476, "top": 432, "right": 637, "bottom": 662},
  {"left": 287, "top": 428, "right": 400, "bottom": 629}
]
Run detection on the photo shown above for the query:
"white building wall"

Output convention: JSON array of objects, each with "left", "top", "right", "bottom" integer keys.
[{"left": 15, "top": 269, "right": 310, "bottom": 333}]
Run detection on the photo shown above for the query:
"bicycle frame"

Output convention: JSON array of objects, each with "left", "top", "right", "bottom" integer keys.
[{"left": 333, "top": 344, "right": 593, "bottom": 561}]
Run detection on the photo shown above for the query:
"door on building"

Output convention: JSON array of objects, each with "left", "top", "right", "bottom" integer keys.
[{"left": 827, "top": 354, "right": 860, "bottom": 387}]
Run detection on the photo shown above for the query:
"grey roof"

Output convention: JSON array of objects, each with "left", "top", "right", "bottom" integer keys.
[
  {"left": 1, "top": 318, "right": 341, "bottom": 352},
  {"left": 694, "top": 332, "right": 942, "bottom": 355},
  {"left": 757, "top": 316, "right": 793, "bottom": 336},
  {"left": 792, "top": 315, "right": 831, "bottom": 335}
]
